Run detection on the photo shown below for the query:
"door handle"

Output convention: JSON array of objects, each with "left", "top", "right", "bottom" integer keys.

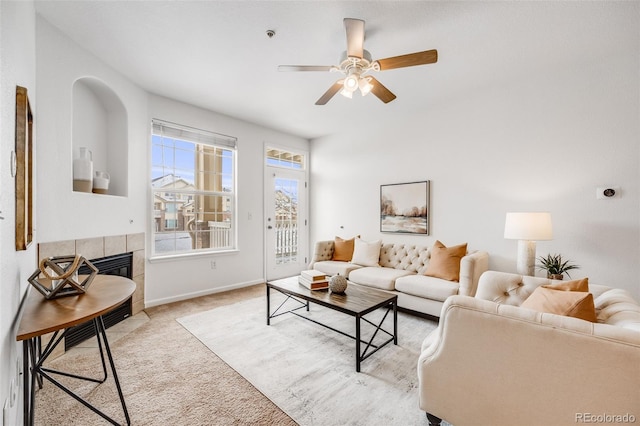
[{"left": 267, "top": 225, "right": 273, "bottom": 229}]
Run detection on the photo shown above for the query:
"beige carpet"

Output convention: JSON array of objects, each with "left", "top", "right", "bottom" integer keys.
[
  {"left": 34, "top": 284, "right": 296, "bottom": 425},
  {"left": 177, "top": 291, "right": 438, "bottom": 426}
]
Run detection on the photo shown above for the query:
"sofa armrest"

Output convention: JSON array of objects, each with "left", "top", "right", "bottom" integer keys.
[
  {"left": 457, "top": 250, "right": 489, "bottom": 297},
  {"left": 418, "top": 295, "right": 640, "bottom": 426},
  {"left": 308, "top": 240, "right": 335, "bottom": 268}
]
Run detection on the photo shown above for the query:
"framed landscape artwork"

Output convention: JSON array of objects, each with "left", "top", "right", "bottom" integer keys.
[{"left": 380, "top": 181, "right": 429, "bottom": 235}]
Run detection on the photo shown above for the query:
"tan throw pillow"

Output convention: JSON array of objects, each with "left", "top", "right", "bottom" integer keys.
[
  {"left": 542, "top": 278, "right": 589, "bottom": 292},
  {"left": 332, "top": 236, "right": 357, "bottom": 262},
  {"left": 424, "top": 240, "right": 468, "bottom": 282},
  {"left": 351, "top": 238, "right": 382, "bottom": 267},
  {"left": 521, "top": 278, "right": 596, "bottom": 322}
]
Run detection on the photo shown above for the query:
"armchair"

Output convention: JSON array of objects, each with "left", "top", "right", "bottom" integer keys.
[{"left": 417, "top": 271, "right": 640, "bottom": 426}]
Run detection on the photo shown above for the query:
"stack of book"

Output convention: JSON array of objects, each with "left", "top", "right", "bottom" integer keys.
[{"left": 298, "top": 270, "right": 329, "bottom": 290}]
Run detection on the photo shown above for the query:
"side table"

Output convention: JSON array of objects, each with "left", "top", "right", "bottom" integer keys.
[{"left": 16, "top": 275, "right": 135, "bottom": 425}]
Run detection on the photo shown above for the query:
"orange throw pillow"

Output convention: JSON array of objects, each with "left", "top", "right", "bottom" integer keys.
[
  {"left": 424, "top": 240, "right": 468, "bottom": 282},
  {"left": 332, "top": 236, "right": 357, "bottom": 261},
  {"left": 521, "top": 278, "right": 596, "bottom": 322}
]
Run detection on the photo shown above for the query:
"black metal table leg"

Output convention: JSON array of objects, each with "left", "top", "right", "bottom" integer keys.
[
  {"left": 393, "top": 300, "right": 398, "bottom": 344},
  {"left": 22, "top": 316, "right": 130, "bottom": 425},
  {"left": 266, "top": 285, "right": 271, "bottom": 325},
  {"left": 95, "top": 316, "right": 130, "bottom": 425},
  {"left": 355, "top": 315, "right": 361, "bottom": 372},
  {"left": 23, "top": 341, "right": 32, "bottom": 426}
]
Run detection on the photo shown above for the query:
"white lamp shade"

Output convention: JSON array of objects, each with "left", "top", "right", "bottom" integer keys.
[{"left": 504, "top": 212, "right": 553, "bottom": 241}]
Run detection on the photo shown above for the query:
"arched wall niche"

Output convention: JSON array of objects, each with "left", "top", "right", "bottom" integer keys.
[{"left": 72, "top": 76, "right": 128, "bottom": 196}]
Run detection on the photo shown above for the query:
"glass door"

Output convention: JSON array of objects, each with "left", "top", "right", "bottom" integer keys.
[{"left": 265, "top": 168, "right": 307, "bottom": 280}]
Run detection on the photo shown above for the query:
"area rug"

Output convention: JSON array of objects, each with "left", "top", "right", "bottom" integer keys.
[{"left": 177, "top": 293, "right": 438, "bottom": 426}]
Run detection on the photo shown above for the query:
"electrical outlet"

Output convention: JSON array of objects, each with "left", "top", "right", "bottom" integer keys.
[{"left": 210, "top": 260, "right": 216, "bottom": 269}]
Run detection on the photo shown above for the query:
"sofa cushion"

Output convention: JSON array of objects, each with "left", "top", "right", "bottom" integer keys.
[
  {"left": 395, "top": 274, "right": 459, "bottom": 302},
  {"left": 312, "top": 261, "right": 362, "bottom": 277},
  {"left": 521, "top": 278, "right": 597, "bottom": 322},
  {"left": 332, "top": 236, "right": 357, "bottom": 261},
  {"left": 424, "top": 240, "right": 467, "bottom": 282},
  {"left": 348, "top": 267, "right": 414, "bottom": 291},
  {"left": 351, "top": 238, "right": 382, "bottom": 267}
]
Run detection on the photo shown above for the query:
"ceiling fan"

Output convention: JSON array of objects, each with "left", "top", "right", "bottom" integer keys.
[{"left": 278, "top": 18, "right": 438, "bottom": 105}]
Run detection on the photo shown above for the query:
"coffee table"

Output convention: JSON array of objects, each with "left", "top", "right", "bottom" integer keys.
[{"left": 266, "top": 276, "right": 397, "bottom": 372}]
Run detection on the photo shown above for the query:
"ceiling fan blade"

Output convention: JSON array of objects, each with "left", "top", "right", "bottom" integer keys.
[
  {"left": 344, "top": 18, "right": 365, "bottom": 59},
  {"left": 376, "top": 49, "right": 438, "bottom": 71},
  {"left": 278, "top": 65, "right": 334, "bottom": 72},
  {"left": 315, "top": 81, "right": 343, "bottom": 105},
  {"left": 368, "top": 76, "right": 397, "bottom": 103}
]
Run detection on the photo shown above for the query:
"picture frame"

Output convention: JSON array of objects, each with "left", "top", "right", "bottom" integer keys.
[
  {"left": 15, "top": 86, "right": 34, "bottom": 250},
  {"left": 380, "top": 181, "right": 429, "bottom": 235}
]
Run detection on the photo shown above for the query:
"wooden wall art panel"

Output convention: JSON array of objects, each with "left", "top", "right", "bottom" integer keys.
[{"left": 15, "top": 86, "right": 33, "bottom": 250}]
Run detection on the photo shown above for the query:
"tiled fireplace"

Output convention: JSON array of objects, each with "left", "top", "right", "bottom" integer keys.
[{"left": 37, "top": 233, "right": 145, "bottom": 356}]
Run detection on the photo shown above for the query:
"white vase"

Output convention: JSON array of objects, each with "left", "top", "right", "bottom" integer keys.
[
  {"left": 73, "top": 147, "right": 93, "bottom": 192},
  {"left": 93, "top": 170, "right": 110, "bottom": 194}
]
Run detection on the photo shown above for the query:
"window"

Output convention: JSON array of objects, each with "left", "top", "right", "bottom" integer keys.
[
  {"left": 151, "top": 119, "right": 237, "bottom": 256},
  {"left": 266, "top": 148, "right": 304, "bottom": 170}
]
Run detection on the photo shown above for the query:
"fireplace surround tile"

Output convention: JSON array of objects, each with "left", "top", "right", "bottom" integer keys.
[
  {"left": 127, "top": 232, "right": 144, "bottom": 252},
  {"left": 132, "top": 249, "right": 145, "bottom": 278},
  {"left": 37, "top": 233, "right": 145, "bottom": 314},
  {"left": 76, "top": 237, "right": 105, "bottom": 260},
  {"left": 105, "top": 235, "right": 127, "bottom": 256},
  {"left": 38, "top": 240, "right": 75, "bottom": 260},
  {"left": 36, "top": 232, "right": 146, "bottom": 359}
]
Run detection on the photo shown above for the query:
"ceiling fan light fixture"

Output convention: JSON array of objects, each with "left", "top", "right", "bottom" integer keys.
[
  {"left": 343, "top": 73, "right": 359, "bottom": 93},
  {"left": 359, "top": 76, "right": 373, "bottom": 96},
  {"left": 340, "top": 87, "right": 354, "bottom": 99},
  {"left": 278, "top": 18, "right": 438, "bottom": 105}
]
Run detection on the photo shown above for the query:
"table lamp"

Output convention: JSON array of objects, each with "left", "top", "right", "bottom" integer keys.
[{"left": 504, "top": 212, "right": 553, "bottom": 276}]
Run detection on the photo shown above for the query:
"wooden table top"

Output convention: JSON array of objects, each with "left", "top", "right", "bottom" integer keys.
[
  {"left": 16, "top": 275, "right": 136, "bottom": 341},
  {"left": 267, "top": 276, "right": 397, "bottom": 316}
]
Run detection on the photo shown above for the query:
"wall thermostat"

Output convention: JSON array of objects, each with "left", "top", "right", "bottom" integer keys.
[{"left": 597, "top": 186, "right": 620, "bottom": 200}]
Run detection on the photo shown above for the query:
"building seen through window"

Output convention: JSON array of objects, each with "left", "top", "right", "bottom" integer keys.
[{"left": 151, "top": 120, "right": 236, "bottom": 256}]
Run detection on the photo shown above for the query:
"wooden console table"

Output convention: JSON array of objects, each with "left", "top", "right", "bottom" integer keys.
[{"left": 16, "top": 275, "right": 135, "bottom": 425}]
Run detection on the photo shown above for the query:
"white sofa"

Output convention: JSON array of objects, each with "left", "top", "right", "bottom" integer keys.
[
  {"left": 418, "top": 270, "right": 640, "bottom": 426},
  {"left": 308, "top": 240, "right": 489, "bottom": 318}
]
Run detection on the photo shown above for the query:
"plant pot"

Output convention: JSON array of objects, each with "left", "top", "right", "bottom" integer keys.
[{"left": 547, "top": 273, "right": 563, "bottom": 280}]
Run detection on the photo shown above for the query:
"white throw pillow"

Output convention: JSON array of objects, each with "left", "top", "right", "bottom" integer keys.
[{"left": 351, "top": 238, "right": 382, "bottom": 267}]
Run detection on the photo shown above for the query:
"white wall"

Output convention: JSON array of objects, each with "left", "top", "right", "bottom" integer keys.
[
  {"left": 35, "top": 18, "right": 310, "bottom": 307},
  {"left": 310, "top": 5, "right": 640, "bottom": 300},
  {"left": 146, "top": 95, "right": 309, "bottom": 306},
  {"left": 0, "top": 12, "right": 310, "bottom": 421},
  {"left": 0, "top": 1, "right": 37, "bottom": 423},
  {"left": 35, "top": 17, "right": 147, "bottom": 242}
]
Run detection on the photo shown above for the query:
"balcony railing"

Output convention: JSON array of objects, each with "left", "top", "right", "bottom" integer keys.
[
  {"left": 275, "top": 222, "right": 298, "bottom": 262},
  {"left": 208, "top": 221, "right": 231, "bottom": 248}
]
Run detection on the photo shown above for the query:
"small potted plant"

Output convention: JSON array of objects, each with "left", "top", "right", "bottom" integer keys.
[{"left": 536, "top": 253, "right": 579, "bottom": 280}]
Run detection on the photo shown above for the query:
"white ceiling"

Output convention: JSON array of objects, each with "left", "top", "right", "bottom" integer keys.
[{"left": 34, "top": 1, "right": 627, "bottom": 140}]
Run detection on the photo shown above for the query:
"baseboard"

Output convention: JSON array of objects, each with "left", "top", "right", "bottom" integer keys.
[{"left": 144, "top": 278, "right": 264, "bottom": 308}]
